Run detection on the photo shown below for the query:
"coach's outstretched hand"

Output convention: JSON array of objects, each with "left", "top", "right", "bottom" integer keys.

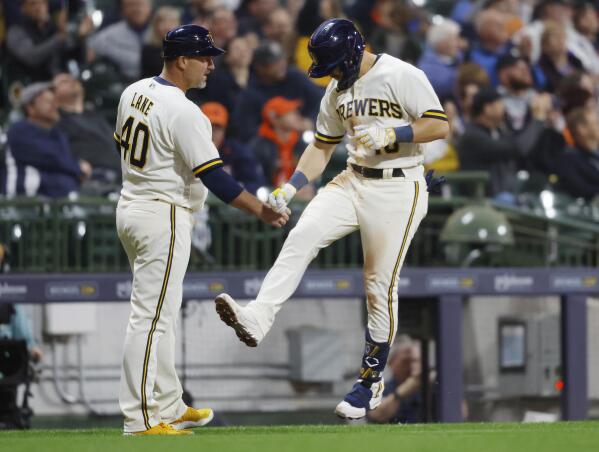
[
  {"left": 260, "top": 204, "right": 290, "bottom": 228},
  {"left": 268, "top": 183, "right": 297, "bottom": 213}
]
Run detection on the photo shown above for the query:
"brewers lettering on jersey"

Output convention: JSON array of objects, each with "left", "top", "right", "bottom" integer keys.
[
  {"left": 214, "top": 19, "right": 449, "bottom": 420},
  {"left": 115, "top": 24, "right": 287, "bottom": 436}
]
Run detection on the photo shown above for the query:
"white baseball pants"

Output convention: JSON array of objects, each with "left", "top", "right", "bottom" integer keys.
[
  {"left": 247, "top": 166, "right": 428, "bottom": 344},
  {"left": 116, "top": 198, "right": 192, "bottom": 433}
]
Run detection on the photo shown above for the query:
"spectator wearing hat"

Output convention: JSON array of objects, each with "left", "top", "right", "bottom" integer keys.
[
  {"left": 457, "top": 86, "right": 550, "bottom": 202},
  {"left": 5, "top": 0, "right": 93, "bottom": 84},
  {"left": 187, "top": 36, "right": 254, "bottom": 115},
  {"left": 201, "top": 102, "right": 266, "bottom": 194},
  {"left": 53, "top": 73, "right": 120, "bottom": 192},
  {"left": 231, "top": 40, "right": 323, "bottom": 141},
  {"left": 88, "top": 0, "right": 153, "bottom": 80},
  {"left": 5, "top": 82, "right": 89, "bottom": 198},
  {"left": 141, "top": 6, "right": 181, "bottom": 79},
  {"left": 496, "top": 53, "right": 537, "bottom": 131},
  {"left": 417, "top": 18, "right": 463, "bottom": 103},
  {"left": 248, "top": 96, "right": 310, "bottom": 188},
  {"left": 555, "top": 106, "right": 599, "bottom": 200}
]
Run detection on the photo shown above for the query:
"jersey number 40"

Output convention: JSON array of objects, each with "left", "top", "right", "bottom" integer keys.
[{"left": 120, "top": 116, "right": 150, "bottom": 169}]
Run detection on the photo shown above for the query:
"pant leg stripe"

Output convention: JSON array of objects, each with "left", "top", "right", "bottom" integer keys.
[
  {"left": 386, "top": 181, "right": 419, "bottom": 344},
  {"left": 140, "top": 204, "right": 176, "bottom": 430}
]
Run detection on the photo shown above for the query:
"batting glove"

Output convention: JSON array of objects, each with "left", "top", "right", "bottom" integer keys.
[
  {"left": 425, "top": 170, "right": 446, "bottom": 194},
  {"left": 268, "top": 183, "right": 297, "bottom": 213},
  {"left": 354, "top": 124, "right": 396, "bottom": 151}
]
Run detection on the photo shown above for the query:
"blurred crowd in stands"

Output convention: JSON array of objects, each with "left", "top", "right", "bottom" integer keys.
[{"left": 0, "top": 0, "right": 598, "bottom": 206}]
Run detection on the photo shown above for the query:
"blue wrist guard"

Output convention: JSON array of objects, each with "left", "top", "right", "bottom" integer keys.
[
  {"left": 394, "top": 125, "right": 414, "bottom": 143},
  {"left": 288, "top": 171, "right": 309, "bottom": 191}
]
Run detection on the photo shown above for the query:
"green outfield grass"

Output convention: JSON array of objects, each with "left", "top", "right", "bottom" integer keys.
[{"left": 2, "top": 422, "right": 599, "bottom": 452}]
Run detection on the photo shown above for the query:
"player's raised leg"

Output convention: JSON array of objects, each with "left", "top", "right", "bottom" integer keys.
[
  {"left": 335, "top": 173, "right": 428, "bottom": 419},
  {"left": 215, "top": 170, "right": 359, "bottom": 346}
]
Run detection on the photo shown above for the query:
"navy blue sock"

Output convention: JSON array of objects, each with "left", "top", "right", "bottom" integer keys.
[{"left": 358, "top": 331, "right": 390, "bottom": 385}]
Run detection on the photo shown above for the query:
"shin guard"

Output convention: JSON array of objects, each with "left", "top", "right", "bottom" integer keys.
[{"left": 358, "top": 331, "right": 390, "bottom": 384}]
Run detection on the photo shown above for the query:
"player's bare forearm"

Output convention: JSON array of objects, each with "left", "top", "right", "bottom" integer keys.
[
  {"left": 295, "top": 141, "right": 337, "bottom": 182},
  {"left": 231, "top": 191, "right": 288, "bottom": 227},
  {"left": 411, "top": 117, "right": 450, "bottom": 143},
  {"left": 231, "top": 190, "right": 263, "bottom": 216}
]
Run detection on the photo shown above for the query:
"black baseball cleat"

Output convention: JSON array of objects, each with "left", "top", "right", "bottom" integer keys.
[{"left": 214, "top": 293, "right": 263, "bottom": 347}]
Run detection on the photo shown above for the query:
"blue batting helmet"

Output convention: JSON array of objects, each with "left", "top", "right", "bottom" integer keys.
[
  {"left": 308, "top": 18, "right": 365, "bottom": 91},
  {"left": 162, "top": 24, "right": 225, "bottom": 59}
]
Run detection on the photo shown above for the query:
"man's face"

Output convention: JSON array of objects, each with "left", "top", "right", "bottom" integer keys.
[
  {"left": 52, "top": 73, "right": 84, "bottom": 105},
  {"left": 27, "top": 90, "right": 60, "bottom": 124},
  {"left": 576, "top": 7, "right": 599, "bottom": 36},
  {"left": 210, "top": 9, "right": 238, "bottom": 42},
  {"left": 251, "top": 0, "right": 278, "bottom": 21},
  {"left": 274, "top": 109, "right": 301, "bottom": 131},
  {"left": 155, "top": 15, "right": 181, "bottom": 41},
  {"left": 504, "top": 60, "right": 533, "bottom": 90},
  {"left": 437, "top": 31, "right": 461, "bottom": 59},
  {"left": 183, "top": 55, "right": 215, "bottom": 89},
  {"left": 545, "top": 4, "right": 573, "bottom": 25},
  {"left": 543, "top": 29, "right": 567, "bottom": 57},
  {"left": 388, "top": 345, "right": 420, "bottom": 383},
  {"left": 256, "top": 59, "right": 287, "bottom": 83},
  {"left": 122, "top": 0, "right": 152, "bottom": 28},
  {"left": 486, "top": 99, "right": 506, "bottom": 124},
  {"left": 22, "top": 0, "right": 49, "bottom": 23},
  {"left": 264, "top": 10, "right": 293, "bottom": 42},
  {"left": 226, "top": 37, "right": 252, "bottom": 68}
]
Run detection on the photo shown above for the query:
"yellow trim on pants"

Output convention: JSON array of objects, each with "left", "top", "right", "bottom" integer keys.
[
  {"left": 140, "top": 205, "right": 176, "bottom": 429},
  {"left": 386, "top": 181, "right": 419, "bottom": 344}
]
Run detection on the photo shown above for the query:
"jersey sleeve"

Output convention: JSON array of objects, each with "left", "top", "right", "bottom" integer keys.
[
  {"left": 314, "top": 84, "right": 345, "bottom": 145},
  {"left": 397, "top": 65, "right": 448, "bottom": 122},
  {"left": 171, "top": 106, "right": 222, "bottom": 177}
]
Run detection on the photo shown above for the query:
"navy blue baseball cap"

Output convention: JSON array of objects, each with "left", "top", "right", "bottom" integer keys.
[{"left": 162, "top": 24, "right": 225, "bottom": 59}]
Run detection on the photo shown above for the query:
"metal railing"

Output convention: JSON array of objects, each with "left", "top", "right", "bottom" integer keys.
[{"left": 1, "top": 193, "right": 598, "bottom": 272}]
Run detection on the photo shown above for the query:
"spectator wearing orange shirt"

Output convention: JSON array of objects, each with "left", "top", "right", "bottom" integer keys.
[{"left": 249, "top": 96, "right": 308, "bottom": 188}]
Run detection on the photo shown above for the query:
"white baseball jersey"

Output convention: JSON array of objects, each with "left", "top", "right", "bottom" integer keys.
[
  {"left": 114, "top": 76, "right": 221, "bottom": 211},
  {"left": 314, "top": 53, "right": 447, "bottom": 168}
]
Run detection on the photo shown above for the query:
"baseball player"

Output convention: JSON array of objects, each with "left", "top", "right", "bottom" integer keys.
[
  {"left": 115, "top": 25, "right": 288, "bottom": 436},
  {"left": 214, "top": 18, "right": 448, "bottom": 419}
]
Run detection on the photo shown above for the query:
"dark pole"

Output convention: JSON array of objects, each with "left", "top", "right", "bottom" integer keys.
[
  {"left": 436, "top": 295, "right": 463, "bottom": 422},
  {"left": 560, "top": 295, "right": 588, "bottom": 420}
]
